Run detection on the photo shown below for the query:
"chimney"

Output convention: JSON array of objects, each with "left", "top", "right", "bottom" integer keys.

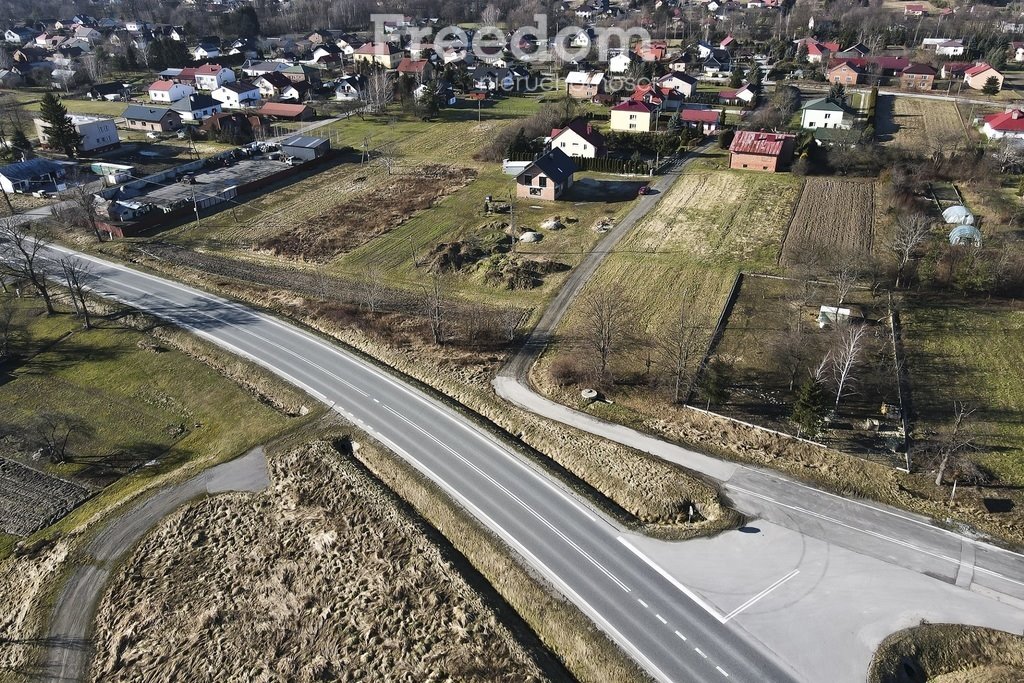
[
  {"left": 586, "top": 123, "right": 593, "bottom": 135},
  {"left": 1014, "top": 110, "right": 1021, "bottom": 120}
]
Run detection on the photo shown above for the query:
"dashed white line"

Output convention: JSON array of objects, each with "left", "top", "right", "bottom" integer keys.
[
  {"left": 637, "top": 599, "right": 649, "bottom": 608},
  {"left": 655, "top": 614, "right": 667, "bottom": 624},
  {"left": 694, "top": 648, "right": 707, "bottom": 659},
  {"left": 674, "top": 630, "right": 687, "bottom": 642},
  {"left": 716, "top": 666, "right": 730, "bottom": 677}
]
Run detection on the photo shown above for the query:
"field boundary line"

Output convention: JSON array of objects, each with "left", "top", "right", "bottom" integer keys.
[
  {"left": 685, "top": 271, "right": 744, "bottom": 404},
  {"left": 776, "top": 177, "right": 805, "bottom": 267}
]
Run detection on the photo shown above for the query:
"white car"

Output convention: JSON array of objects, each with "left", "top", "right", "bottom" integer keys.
[{"left": 146, "top": 131, "right": 163, "bottom": 140}]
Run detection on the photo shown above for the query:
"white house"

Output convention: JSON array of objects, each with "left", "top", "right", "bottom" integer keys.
[
  {"left": 800, "top": 97, "right": 853, "bottom": 130},
  {"left": 211, "top": 81, "right": 261, "bottom": 109},
  {"left": 609, "top": 51, "right": 637, "bottom": 73},
  {"left": 194, "top": 63, "right": 235, "bottom": 91},
  {"left": 242, "top": 60, "right": 289, "bottom": 78},
  {"left": 1013, "top": 42, "right": 1024, "bottom": 63},
  {"left": 935, "top": 39, "right": 966, "bottom": 57},
  {"left": 549, "top": 118, "right": 607, "bottom": 158},
  {"left": 34, "top": 114, "right": 119, "bottom": 153},
  {"left": 568, "top": 28, "right": 593, "bottom": 49},
  {"left": 170, "top": 93, "right": 223, "bottom": 122},
  {"left": 981, "top": 109, "right": 1024, "bottom": 139},
  {"left": 334, "top": 75, "right": 365, "bottom": 101},
  {"left": 148, "top": 80, "right": 193, "bottom": 102},
  {"left": 192, "top": 44, "right": 220, "bottom": 60},
  {"left": 657, "top": 71, "right": 698, "bottom": 97}
]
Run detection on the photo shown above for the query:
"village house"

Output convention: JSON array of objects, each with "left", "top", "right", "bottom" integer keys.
[
  {"left": 728, "top": 131, "right": 795, "bottom": 172},
  {"left": 88, "top": 82, "right": 131, "bottom": 101},
  {"left": 634, "top": 40, "right": 669, "bottom": 62},
  {"left": 935, "top": 40, "right": 966, "bottom": 57},
  {"left": 515, "top": 147, "right": 575, "bottom": 201},
  {"left": 253, "top": 71, "right": 292, "bottom": 99},
  {"left": 981, "top": 109, "right": 1024, "bottom": 140},
  {"left": 609, "top": 50, "right": 639, "bottom": 73},
  {"left": 194, "top": 63, "right": 236, "bottom": 91},
  {"left": 148, "top": 79, "right": 193, "bottom": 103},
  {"left": 170, "top": 93, "right": 223, "bottom": 122},
  {"left": 630, "top": 83, "right": 682, "bottom": 112},
  {"left": 828, "top": 60, "right": 864, "bottom": 85},
  {"left": 900, "top": 63, "right": 936, "bottom": 91},
  {"left": 941, "top": 62, "right": 973, "bottom": 79},
  {"left": 679, "top": 108, "right": 721, "bottom": 134},
  {"left": 1013, "top": 42, "right": 1024, "bottom": 63},
  {"left": 257, "top": 102, "right": 315, "bottom": 121},
  {"left": 610, "top": 100, "right": 659, "bottom": 132},
  {"left": 565, "top": 71, "right": 605, "bottom": 99},
  {"left": 397, "top": 58, "right": 433, "bottom": 83},
  {"left": 122, "top": 104, "right": 182, "bottom": 132},
  {"left": 549, "top": 118, "right": 607, "bottom": 158},
  {"left": 800, "top": 97, "right": 853, "bottom": 130},
  {"left": 211, "top": 81, "right": 261, "bottom": 109},
  {"left": 352, "top": 42, "right": 403, "bottom": 69},
  {"left": 242, "top": 60, "right": 289, "bottom": 78},
  {"left": 35, "top": 114, "right": 119, "bottom": 153},
  {"left": 964, "top": 63, "right": 1003, "bottom": 91},
  {"left": 334, "top": 75, "right": 366, "bottom": 101},
  {"left": 718, "top": 83, "right": 755, "bottom": 105},
  {"left": 657, "top": 71, "right": 698, "bottom": 97},
  {"left": 904, "top": 3, "right": 926, "bottom": 16}
]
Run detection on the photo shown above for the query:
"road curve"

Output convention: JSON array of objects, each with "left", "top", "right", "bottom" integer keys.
[{"left": 38, "top": 242, "right": 800, "bottom": 682}]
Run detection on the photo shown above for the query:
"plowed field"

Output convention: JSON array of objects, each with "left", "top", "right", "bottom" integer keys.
[{"left": 780, "top": 178, "right": 875, "bottom": 268}]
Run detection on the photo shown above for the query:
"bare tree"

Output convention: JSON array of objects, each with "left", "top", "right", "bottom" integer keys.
[
  {"left": 34, "top": 412, "right": 84, "bottom": 464},
  {"left": 831, "top": 323, "right": 867, "bottom": 412},
  {"left": 934, "top": 401, "right": 976, "bottom": 486},
  {"left": 366, "top": 69, "right": 395, "bottom": 114},
  {"left": 831, "top": 264, "right": 859, "bottom": 309},
  {"left": 54, "top": 176, "right": 104, "bottom": 242},
  {"left": 80, "top": 53, "right": 105, "bottom": 83},
  {"left": 773, "top": 322, "right": 810, "bottom": 392},
  {"left": 0, "top": 295, "right": 16, "bottom": 358},
  {"left": 480, "top": 2, "right": 501, "bottom": 25},
  {"left": 422, "top": 274, "right": 449, "bottom": 345},
  {"left": 377, "top": 142, "right": 399, "bottom": 175},
  {"left": 888, "top": 212, "right": 932, "bottom": 288},
  {"left": 498, "top": 303, "right": 523, "bottom": 343},
  {"left": 578, "top": 287, "right": 635, "bottom": 380},
  {"left": 656, "top": 303, "right": 702, "bottom": 403},
  {"left": 0, "top": 220, "right": 55, "bottom": 315},
  {"left": 357, "top": 264, "right": 389, "bottom": 313},
  {"left": 59, "top": 257, "right": 95, "bottom": 329}
]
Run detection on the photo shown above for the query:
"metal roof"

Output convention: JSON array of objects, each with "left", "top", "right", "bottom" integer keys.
[
  {"left": 280, "top": 135, "right": 328, "bottom": 149},
  {"left": 0, "top": 158, "right": 66, "bottom": 181}
]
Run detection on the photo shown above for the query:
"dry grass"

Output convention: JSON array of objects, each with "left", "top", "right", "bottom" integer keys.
[
  {"left": 868, "top": 623, "right": 1024, "bottom": 683},
  {"left": 780, "top": 177, "right": 877, "bottom": 267},
  {"left": 89, "top": 440, "right": 550, "bottom": 683},
  {"left": 883, "top": 96, "right": 967, "bottom": 151}
]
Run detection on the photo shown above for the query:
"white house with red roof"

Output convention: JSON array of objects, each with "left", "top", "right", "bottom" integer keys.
[
  {"left": 904, "top": 3, "right": 926, "bottom": 16},
  {"left": 718, "top": 83, "right": 755, "bottom": 105},
  {"left": 679, "top": 108, "right": 721, "bottom": 134},
  {"left": 981, "top": 109, "right": 1024, "bottom": 140},
  {"left": 610, "top": 100, "right": 658, "bottom": 132},
  {"left": 194, "top": 63, "right": 236, "bottom": 91},
  {"left": 549, "top": 118, "right": 608, "bottom": 158},
  {"left": 963, "top": 63, "right": 1003, "bottom": 91},
  {"left": 148, "top": 80, "right": 194, "bottom": 103}
]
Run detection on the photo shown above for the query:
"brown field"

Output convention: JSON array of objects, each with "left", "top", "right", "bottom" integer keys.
[
  {"left": 881, "top": 95, "right": 968, "bottom": 150},
  {"left": 781, "top": 177, "right": 876, "bottom": 268},
  {"left": 89, "top": 440, "right": 550, "bottom": 683}
]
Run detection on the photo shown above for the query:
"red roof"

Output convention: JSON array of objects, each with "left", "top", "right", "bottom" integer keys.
[
  {"left": 680, "top": 109, "right": 720, "bottom": 123},
  {"left": 943, "top": 61, "right": 973, "bottom": 75},
  {"left": 177, "top": 67, "right": 198, "bottom": 82},
  {"left": 984, "top": 109, "right": 1024, "bottom": 131},
  {"left": 873, "top": 56, "right": 910, "bottom": 71},
  {"left": 822, "top": 41, "right": 840, "bottom": 52},
  {"left": 729, "top": 131, "right": 794, "bottom": 157},
  {"left": 902, "top": 62, "right": 936, "bottom": 75},
  {"left": 718, "top": 84, "right": 750, "bottom": 100},
  {"left": 257, "top": 102, "right": 313, "bottom": 118},
  {"left": 965, "top": 62, "right": 996, "bottom": 77},
  {"left": 195, "top": 63, "right": 223, "bottom": 75},
  {"left": 397, "top": 58, "right": 429, "bottom": 73},
  {"left": 611, "top": 100, "right": 655, "bottom": 113},
  {"left": 905, "top": 3, "right": 925, "bottom": 11},
  {"left": 149, "top": 80, "right": 175, "bottom": 91},
  {"left": 829, "top": 58, "right": 866, "bottom": 73}
]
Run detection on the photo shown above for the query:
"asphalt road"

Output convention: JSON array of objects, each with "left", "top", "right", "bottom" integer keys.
[{"left": 36, "top": 242, "right": 799, "bottom": 682}]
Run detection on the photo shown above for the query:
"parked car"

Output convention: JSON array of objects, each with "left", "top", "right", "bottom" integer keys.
[{"left": 637, "top": 184, "right": 651, "bottom": 196}]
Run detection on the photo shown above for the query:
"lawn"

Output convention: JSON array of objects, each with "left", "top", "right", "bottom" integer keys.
[
  {"left": 0, "top": 294, "right": 304, "bottom": 541},
  {"left": 901, "top": 299, "right": 1024, "bottom": 485}
]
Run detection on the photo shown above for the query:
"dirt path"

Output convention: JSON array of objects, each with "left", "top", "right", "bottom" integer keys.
[{"left": 41, "top": 447, "right": 269, "bottom": 681}]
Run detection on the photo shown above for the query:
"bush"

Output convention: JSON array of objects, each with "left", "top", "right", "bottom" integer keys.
[
  {"left": 719, "top": 129, "right": 735, "bottom": 149},
  {"left": 549, "top": 354, "right": 586, "bottom": 387}
]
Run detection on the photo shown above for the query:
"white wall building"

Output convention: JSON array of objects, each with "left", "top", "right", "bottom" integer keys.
[
  {"left": 211, "top": 81, "right": 261, "bottom": 109},
  {"left": 34, "top": 114, "right": 120, "bottom": 153},
  {"left": 148, "top": 80, "right": 194, "bottom": 102}
]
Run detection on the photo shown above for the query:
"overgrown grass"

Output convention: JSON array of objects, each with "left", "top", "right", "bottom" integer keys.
[{"left": 868, "top": 623, "right": 1024, "bottom": 683}]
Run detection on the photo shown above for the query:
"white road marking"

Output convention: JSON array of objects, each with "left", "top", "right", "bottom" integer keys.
[
  {"left": 638, "top": 599, "right": 649, "bottom": 608},
  {"left": 694, "top": 648, "right": 707, "bottom": 659},
  {"left": 674, "top": 630, "right": 687, "bottom": 642},
  {"left": 618, "top": 536, "right": 727, "bottom": 623},
  {"left": 722, "top": 569, "right": 800, "bottom": 622},
  {"left": 655, "top": 614, "right": 667, "bottom": 624},
  {"left": 716, "top": 666, "right": 729, "bottom": 677}
]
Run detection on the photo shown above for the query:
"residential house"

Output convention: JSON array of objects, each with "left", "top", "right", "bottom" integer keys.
[
  {"left": 568, "top": 28, "right": 594, "bottom": 50},
  {"left": 800, "top": 97, "right": 853, "bottom": 129},
  {"left": 35, "top": 114, "right": 119, "bottom": 153},
  {"left": 936, "top": 40, "right": 966, "bottom": 57},
  {"left": 253, "top": 71, "right": 292, "bottom": 99},
  {"left": 170, "top": 93, "right": 222, "bottom": 122},
  {"left": 194, "top": 63, "right": 236, "bottom": 91},
  {"left": 257, "top": 102, "right": 315, "bottom": 121},
  {"left": 835, "top": 42, "right": 870, "bottom": 59},
  {"left": 515, "top": 147, "right": 575, "bottom": 201},
  {"left": 657, "top": 71, "right": 698, "bottom": 97},
  {"left": 242, "top": 60, "right": 289, "bottom": 78},
  {"left": 609, "top": 50, "right": 639, "bottom": 73},
  {"left": 0, "top": 158, "right": 68, "bottom": 193},
  {"left": 941, "top": 62, "right": 973, "bottom": 79},
  {"left": 981, "top": 109, "right": 1024, "bottom": 139},
  {"left": 635, "top": 40, "right": 669, "bottom": 62},
  {"left": 610, "top": 100, "right": 658, "bottom": 132},
  {"left": 900, "top": 63, "right": 936, "bottom": 91},
  {"left": 703, "top": 49, "right": 731, "bottom": 74},
  {"left": 73, "top": 26, "right": 100, "bottom": 43},
  {"left": 4, "top": 27, "right": 36, "bottom": 44},
  {"left": 282, "top": 64, "right": 321, "bottom": 87},
  {"left": 148, "top": 80, "right": 193, "bottom": 102},
  {"left": 904, "top": 3, "right": 926, "bottom": 16},
  {"left": 964, "top": 63, "right": 1003, "bottom": 91},
  {"left": 0, "top": 70, "right": 22, "bottom": 87},
  {"left": 565, "top": 71, "right": 605, "bottom": 99},
  {"left": 334, "top": 74, "right": 366, "bottom": 101},
  {"left": 279, "top": 81, "right": 310, "bottom": 101},
  {"left": 630, "top": 83, "right": 683, "bottom": 112},
  {"left": 828, "top": 60, "right": 864, "bottom": 85},
  {"left": 307, "top": 43, "right": 341, "bottom": 65},
  {"left": 89, "top": 82, "right": 131, "bottom": 101},
  {"left": 1013, "top": 42, "right": 1024, "bottom": 63},
  {"left": 696, "top": 41, "right": 714, "bottom": 60},
  {"left": 192, "top": 42, "right": 220, "bottom": 60},
  {"left": 728, "top": 131, "right": 796, "bottom": 172},
  {"left": 122, "top": 104, "right": 182, "bottom": 132},
  {"left": 718, "top": 83, "right": 755, "bottom": 105},
  {"left": 397, "top": 58, "right": 433, "bottom": 83},
  {"left": 720, "top": 35, "right": 736, "bottom": 51},
  {"left": 549, "top": 118, "right": 607, "bottom": 158},
  {"left": 211, "top": 81, "right": 261, "bottom": 109},
  {"left": 200, "top": 111, "right": 266, "bottom": 139},
  {"left": 352, "top": 42, "right": 402, "bottom": 69},
  {"left": 679, "top": 108, "right": 721, "bottom": 134}
]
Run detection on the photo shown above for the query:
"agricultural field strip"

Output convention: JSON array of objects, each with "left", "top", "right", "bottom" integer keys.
[{"left": 780, "top": 177, "right": 875, "bottom": 266}]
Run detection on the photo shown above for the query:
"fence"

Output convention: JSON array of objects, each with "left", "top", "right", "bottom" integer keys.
[{"left": 685, "top": 271, "right": 744, "bottom": 403}]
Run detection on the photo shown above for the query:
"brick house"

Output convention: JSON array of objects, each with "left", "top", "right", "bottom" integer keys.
[
  {"left": 728, "top": 131, "right": 796, "bottom": 172},
  {"left": 827, "top": 60, "right": 864, "bottom": 85},
  {"left": 515, "top": 148, "right": 576, "bottom": 201},
  {"left": 900, "top": 63, "right": 936, "bottom": 91},
  {"left": 565, "top": 71, "right": 605, "bottom": 99}
]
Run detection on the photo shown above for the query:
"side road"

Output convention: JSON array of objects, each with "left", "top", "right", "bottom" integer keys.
[
  {"left": 492, "top": 151, "right": 1024, "bottom": 605},
  {"left": 42, "top": 447, "right": 270, "bottom": 681}
]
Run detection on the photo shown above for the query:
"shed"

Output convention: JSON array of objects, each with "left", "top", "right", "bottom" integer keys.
[
  {"left": 280, "top": 135, "right": 330, "bottom": 161},
  {"left": 949, "top": 224, "right": 982, "bottom": 247},
  {"left": 0, "top": 158, "right": 69, "bottom": 194},
  {"left": 942, "top": 205, "right": 975, "bottom": 225}
]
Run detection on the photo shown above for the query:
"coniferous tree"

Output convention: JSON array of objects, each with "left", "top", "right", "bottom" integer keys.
[
  {"left": 38, "top": 93, "right": 81, "bottom": 158},
  {"left": 792, "top": 377, "right": 828, "bottom": 438}
]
